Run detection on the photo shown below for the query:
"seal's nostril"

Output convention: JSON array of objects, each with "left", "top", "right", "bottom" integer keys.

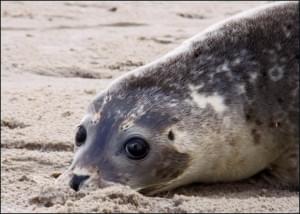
[{"left": 69, "top": 174, "right": 90, "bottom": 192}]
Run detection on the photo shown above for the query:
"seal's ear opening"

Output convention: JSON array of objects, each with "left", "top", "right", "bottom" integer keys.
[{"left": 168, "top": 130, "right": 175, "bottom": 141}]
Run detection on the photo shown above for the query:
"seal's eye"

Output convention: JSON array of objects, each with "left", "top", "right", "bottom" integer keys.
[
  {"left": 75, "top": 125, "right": 87, "bottom": 147},
  {"left": 124, "top": 138, "right": 149, "bottom": 160}
]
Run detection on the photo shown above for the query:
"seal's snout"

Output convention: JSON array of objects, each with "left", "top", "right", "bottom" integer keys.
[{"left": 69, "top": 174, "right": 90, "bottom": 191}]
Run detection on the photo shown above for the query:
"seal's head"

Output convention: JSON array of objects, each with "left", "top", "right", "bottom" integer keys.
[
  {"left": 58, "top": 1, "right": 299, "bottom": 195},
  {"left": 61, "top": 74, "right": 203, "bottom": 195},
  {"left": 60, "top": 43, "right": 234, "bottom": 195}
]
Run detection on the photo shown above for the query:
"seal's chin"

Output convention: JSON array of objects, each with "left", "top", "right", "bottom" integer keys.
[{"left": 88, "top": 176, "right": 120, "bottom": 189}]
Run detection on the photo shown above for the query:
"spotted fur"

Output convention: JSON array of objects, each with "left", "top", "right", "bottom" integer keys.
[{"left": 60, "top": 2, "right": 299, "bottom": 194}]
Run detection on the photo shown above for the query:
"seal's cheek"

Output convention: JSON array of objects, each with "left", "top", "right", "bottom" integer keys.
[
  {"left": 151, "top": 145, "right": 191, "bottom": 182},
  {"left": 136, "top": 146, "right": 191, "bottom": 195},
  {"left": 119, "top": 145, "right": 191, "bottom": 194}
]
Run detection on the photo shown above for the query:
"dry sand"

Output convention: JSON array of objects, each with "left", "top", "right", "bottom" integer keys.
[{"left": 1, "top": 1, "right": 299, "bottom": 213}]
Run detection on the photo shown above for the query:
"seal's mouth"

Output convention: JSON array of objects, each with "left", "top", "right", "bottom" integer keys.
[{"left": 69, "top": 173, "right": 119, "bottom": 192}]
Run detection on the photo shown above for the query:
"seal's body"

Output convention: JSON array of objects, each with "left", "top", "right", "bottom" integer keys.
[{"left": 61, "top": 2, "right": 299, "bottom": 195}]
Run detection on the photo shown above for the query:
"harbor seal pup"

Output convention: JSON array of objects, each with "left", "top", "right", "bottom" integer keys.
[{"left": 59, "top": 1, "right": 299, "bottom": 195}]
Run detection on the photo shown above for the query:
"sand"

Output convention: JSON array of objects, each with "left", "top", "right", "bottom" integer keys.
[{"left": 1, "top": 1, "right": 299, "bottom": 213}]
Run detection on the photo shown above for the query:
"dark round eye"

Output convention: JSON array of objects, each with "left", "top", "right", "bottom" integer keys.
[
  {"left": 75, "top": 125, "right": 87, "bottom": 147},
  {"left": 124, "top": 138, "right": 149, "bottom": 160}
]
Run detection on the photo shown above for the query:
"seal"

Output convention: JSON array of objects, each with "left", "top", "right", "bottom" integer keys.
[{"left": 59, "top": 1, "right": 299, "bottom": 195}]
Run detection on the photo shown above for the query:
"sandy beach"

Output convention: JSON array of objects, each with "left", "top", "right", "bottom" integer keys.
[{"left": 1, "top": 1, "right": 299, "bottom": 213}]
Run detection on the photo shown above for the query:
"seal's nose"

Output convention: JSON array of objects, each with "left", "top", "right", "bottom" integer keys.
[{"left": 69, "top": 174, "right": 90, "bottom": 191}]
